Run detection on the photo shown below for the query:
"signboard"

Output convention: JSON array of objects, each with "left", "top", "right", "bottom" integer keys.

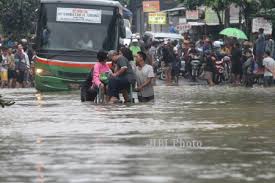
[
  {"left": 230, "top": 4, "right": 240, "bottom": 24},
  {"left": 148, "top": 13, "right": 167, "bottom": 25},
  {"left": 143, "top": 1, "right": 160, "bottom": 13},
  {"left": 252, "top": 17, "right": 273, "bottom": 35},
  {"left": 186, "top": 10, "right": 199, "bottom": 20},
  {"left": 179, "top": 17, "right": 187, "bottom": 24},
  {"left": 56, "top": 8, "right": 102, "bottom": 24},
  {"left": 176, "top": 24, "right": 192, "bottom": 32},
  {"left": 205, "top": 7, "right": 223, "bottom": 25}
]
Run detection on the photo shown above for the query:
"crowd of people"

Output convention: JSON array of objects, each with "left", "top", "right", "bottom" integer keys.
[
  {"left": 0, "top": 36, "right": 35, "bottom": 89},
  {"left": 2, "top": 28, "right": 275, "bottom": 103},
  {"left": 136, "top": 28, "right": 275, "bottom": 88}
]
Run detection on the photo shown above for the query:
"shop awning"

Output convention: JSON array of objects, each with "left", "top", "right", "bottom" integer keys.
[
  {"left": 188, "top": 22, "right": 205, "bottom": 26},
  {"left": 161, "top": 7, "right": 186, "bottom": 12}
]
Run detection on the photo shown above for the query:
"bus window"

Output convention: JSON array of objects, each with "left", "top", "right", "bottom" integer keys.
[{"left": 38, "top": 4, "right": 119, "bottom": 51}]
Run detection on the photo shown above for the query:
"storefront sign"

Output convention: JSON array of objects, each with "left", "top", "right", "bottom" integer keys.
[
  {"left": 56, "top": 8, "right": 102, "bottom": 24},
  {"left": 143, "top": 1, "right": 160, "bottom": 13},
  {"left": 186, "top": 10, "right": 199, "bottom": 20},
  {"left": 176, "top": 24, "right": 192, "bottom": 32},
  {"left": 148, "top": 13, "right": 167, "bottom": 25},
  {"left": 252, "top": 17, "right": 272, "bottom": 34},
  {"left": 205, "top": 7, "right": 223, "bottom": 25}
]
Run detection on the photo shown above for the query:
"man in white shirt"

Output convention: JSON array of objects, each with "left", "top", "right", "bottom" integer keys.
[
  {"left": 134, "top": 51, "right": 155, "bottom": 102},
  {"left": 263, "top": 50, "right": 275, "bottom": 87},
  {"left": 15, "top": 44, "right": 30, "bottom": 88}
]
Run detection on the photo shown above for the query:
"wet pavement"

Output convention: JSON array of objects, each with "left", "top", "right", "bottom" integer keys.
[{"left": 1, "top": 83, "right": 275, "bottom": 183}]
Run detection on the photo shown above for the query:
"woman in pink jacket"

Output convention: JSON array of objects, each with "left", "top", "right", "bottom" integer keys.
[{"left": 92, "top": 51, "right": 111, "bottom": 90}]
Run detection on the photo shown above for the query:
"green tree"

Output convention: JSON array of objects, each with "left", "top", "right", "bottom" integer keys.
[
  {"left": 180, "top": 0, "right": 205, "bottom": 10},
  {"left": 233, "top": 0, "right": 260, "bottom": 34},
  {"left": 0, "top": 0, "right": 39, "bottom": 39}
]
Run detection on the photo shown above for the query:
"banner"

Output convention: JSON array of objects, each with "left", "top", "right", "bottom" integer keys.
[
  {"left": 186, "top": 10, "right": 199, "bottom": 20},
  {"left": 56, "top": 8, "right": 102, "bottom": 24},
  {"left": 143, "top": 1, "right": 160, "bottom": 13},
  {"left": 148, "top": 13, "right": 167, "bottom": 25},
  {"left": 252, "top": 17, "right": 272, "bottom": 35}
]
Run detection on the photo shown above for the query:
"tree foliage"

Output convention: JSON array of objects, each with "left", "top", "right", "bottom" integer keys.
[{"left": 0, "top": 0, "right": 39, "bottom": 39}]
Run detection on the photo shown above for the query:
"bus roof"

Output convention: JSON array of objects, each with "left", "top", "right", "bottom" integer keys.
[{"left": 40, "top": 0, "right": 122, "bottom": 8}]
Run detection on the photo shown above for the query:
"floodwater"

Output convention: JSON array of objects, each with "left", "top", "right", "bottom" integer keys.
[{"left": 1, "top": 84, "right": 275, "bottom": 183}]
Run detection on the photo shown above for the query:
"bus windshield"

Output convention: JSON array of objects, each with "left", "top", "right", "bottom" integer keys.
[{"left": 38, "top": 3, "right": 119, "bottom": 52}]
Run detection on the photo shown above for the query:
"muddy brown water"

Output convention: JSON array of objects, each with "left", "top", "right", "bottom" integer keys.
[{"left": 1, "top": 85, "right": 275, "bottom": 183}]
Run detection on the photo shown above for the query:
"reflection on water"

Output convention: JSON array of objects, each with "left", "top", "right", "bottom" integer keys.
[{"left": 1, "top": 86, "right": 275, "bottom": 183}]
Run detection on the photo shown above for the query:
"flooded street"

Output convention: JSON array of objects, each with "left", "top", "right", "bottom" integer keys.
[{"left": 1, "top": 85, "right": 275, "bottom": 183}]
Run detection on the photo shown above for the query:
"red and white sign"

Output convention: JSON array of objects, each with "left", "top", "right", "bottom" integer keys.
[
  {"left": 176, "top": 24, "right": 192, "bottom": 32},
  {"left": 143, "top": 1, "right": 160, "bottom": 13},
  {"left": 186, "top": 10, "right": 199, "bottom": 20}
]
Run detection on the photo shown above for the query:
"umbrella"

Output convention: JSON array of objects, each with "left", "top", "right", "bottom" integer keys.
[{"left": 219, "top": 28, "right": 248, "bottom": 40}]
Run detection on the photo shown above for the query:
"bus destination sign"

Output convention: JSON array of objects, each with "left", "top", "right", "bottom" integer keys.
[{"left": 56, "top": 8, "right": 102, "bottom": 24}]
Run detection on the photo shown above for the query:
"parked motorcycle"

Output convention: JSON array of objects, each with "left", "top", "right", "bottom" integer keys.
[
  {"left": 179, "top": 56, "right": 187, "bottom": 77},
  {"left": 190, "top": 56, "right": 201, "bottom": 81},
  {"left": 154, "top": 57, "right": 166, "bottom": 80},
  {"left": 214, "top": 59, "right": 225, "bottom": 84}
]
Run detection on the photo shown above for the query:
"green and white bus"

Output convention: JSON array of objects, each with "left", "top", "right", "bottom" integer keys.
[{"left": 35, "top": 0, "right": 125, "bottom": 91}]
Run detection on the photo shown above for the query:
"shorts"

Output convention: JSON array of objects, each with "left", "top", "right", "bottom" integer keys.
[
  {"left": 8, "top": 69, "right": 16, "bottom": 79},
  {"left": 264, "top": 76, "right": 273, "bottom": 87},
  {"left": 16, "top": 70, "right": 26, "bottom": 84},
  {"left": 232, "top": 64, "right": 242, "bottom": 75},
  {"left": 0, "top": 70, "right": 8, "bottom": 81}
]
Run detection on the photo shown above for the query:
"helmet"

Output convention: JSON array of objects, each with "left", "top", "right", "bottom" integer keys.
[
  {"left": 223, "top": 56, "right": 230, "bottom": 61},
  {"left": 21, "top": 39, "right": 28, "bottom": 43},
  {"left": 213, "top": 41, "right": 223, "bottom": 48}
]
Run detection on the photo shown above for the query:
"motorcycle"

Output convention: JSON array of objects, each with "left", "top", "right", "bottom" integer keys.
[
  {"left": 154, "top": 57, "right": 166, "bottom": 80},
  {"left": 179, "top": 56, "right": 187, "bottom": 77},
  {"left": 190, "top": 55, "right": 201, "bottom": 81}
]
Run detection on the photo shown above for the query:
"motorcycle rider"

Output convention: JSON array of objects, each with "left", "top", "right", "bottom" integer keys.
[
  {"left": 213, "top": 40, "right": 224, "bottom": 60},
  {"left": 189, "top": 42, "right": 200, "bottom": 81}
]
